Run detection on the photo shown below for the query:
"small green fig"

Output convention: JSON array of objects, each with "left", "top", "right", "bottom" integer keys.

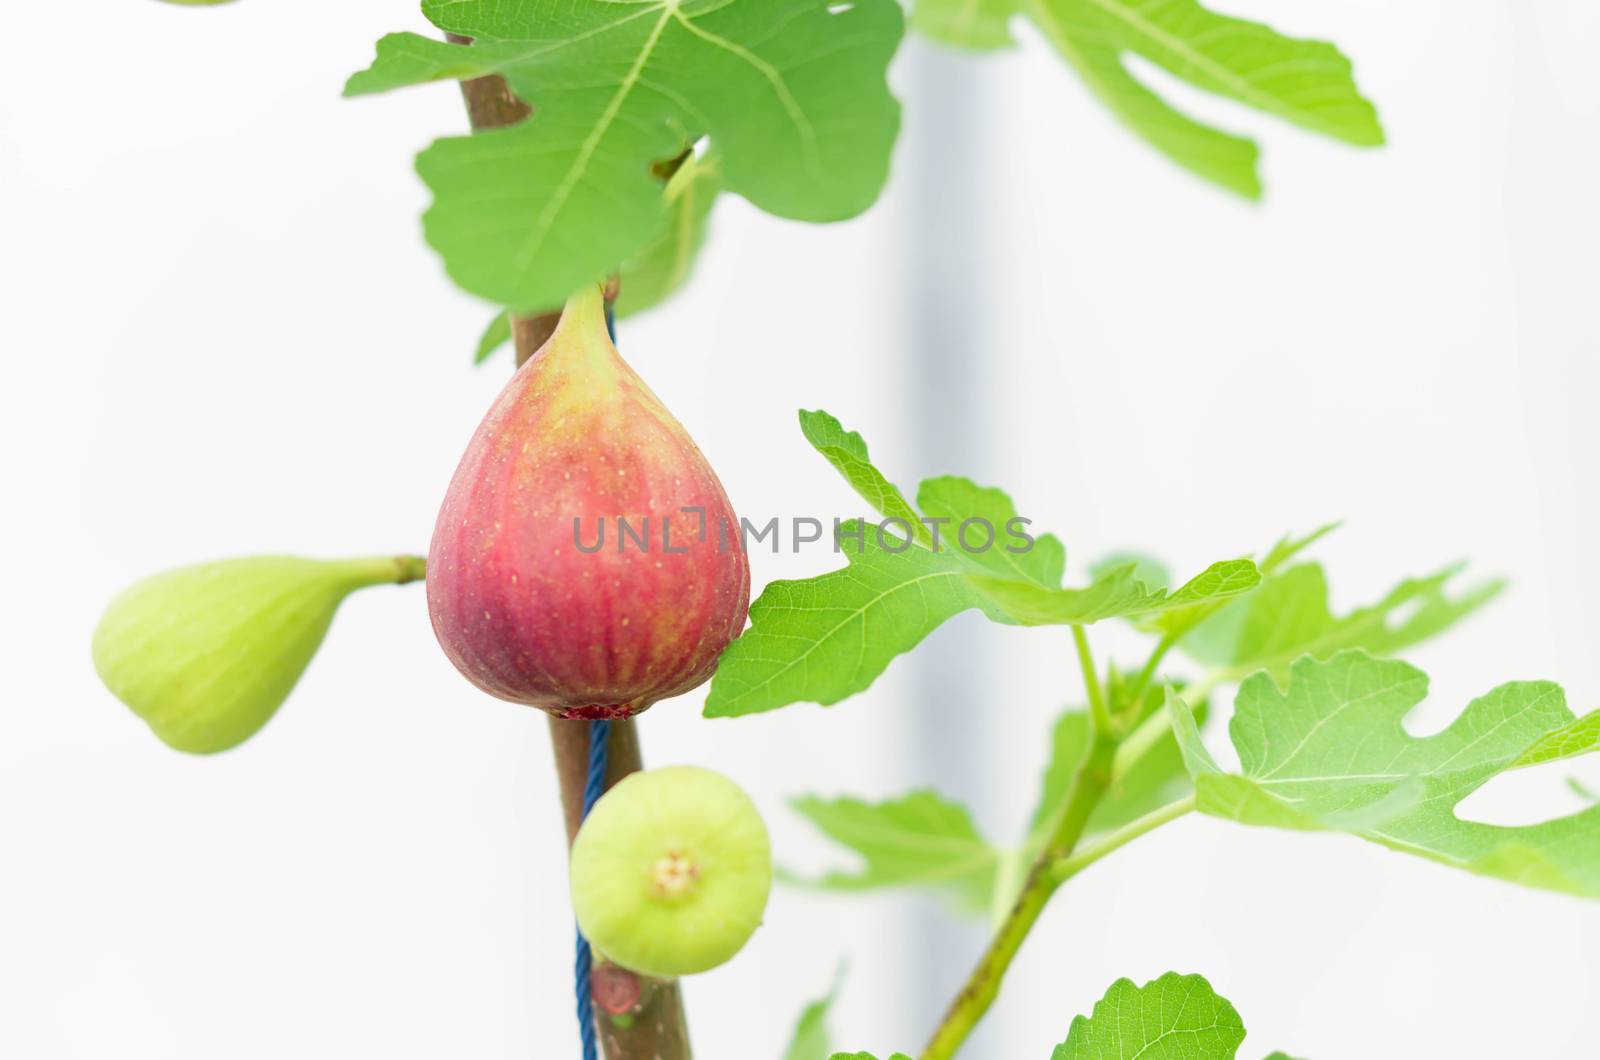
[
  {"left": 570, "top": 766, "right": 771, "bottom": 978},
  {"left": 92, "top": 555, "right": 425, "bottom": 754}
]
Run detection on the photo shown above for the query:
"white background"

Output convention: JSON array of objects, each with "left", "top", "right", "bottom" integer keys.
[{"left": 4, "top": 1, "right": 1599, "bottom": 1058}]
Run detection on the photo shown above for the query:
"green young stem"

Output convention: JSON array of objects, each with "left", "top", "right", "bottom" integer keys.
[
  {"left": 923, "top": 737, "right": 1116, "bottom": 1059},
  {"left": 1122, "top": 634, "right": 1176, "bottom": 713},
  {"left": 924, "top": 640, "right": 1217, "bottom": 1059},
  {"left": 1049, "top": 794, "right": 1195, "bottom": 884},
  {"left": 923, "top": 633, "right": 1119, "bottom": 1060},
  {"left": 1072, "top": 625, "right": 1113, "bottom": 735}
]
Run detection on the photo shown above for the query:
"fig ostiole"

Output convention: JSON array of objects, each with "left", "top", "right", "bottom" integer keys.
[
  {"left": 426, "top": 283, "right": 750, "bottom": 718},
  {"left": 92, "top": 554, "right": 425, "bottom": 754},
  {"left": 570, "top": 766, "right": 772, "bottom": 978}
]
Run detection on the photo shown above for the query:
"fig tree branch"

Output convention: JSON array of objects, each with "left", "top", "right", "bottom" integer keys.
[
  {"left": 924, "top": 630, "right": 1201, "bottom": 1059},
  {"left": 452, "top": 51, "right": 694, "bottom": 1060},
  {"left": 922, "top": 636, "right": 1119, "bottom": 1060},
  {"left": 923, "top": 738, "right": 1117, "bottom": 1059}
]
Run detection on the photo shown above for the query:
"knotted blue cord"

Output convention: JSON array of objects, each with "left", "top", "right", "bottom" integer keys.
[{"left": 575, "top": 301, "right": 620, "bottom": 1060}]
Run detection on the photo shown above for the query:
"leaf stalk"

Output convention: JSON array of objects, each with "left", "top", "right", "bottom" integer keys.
[
  {"left": 1122, "top": 633, "right": 1176, "bottom": 713},
  {"left": 1072, "top": 625, "right": 1113, "bottom": 736},
  {"left": 1048, "top": 794, "right": 1195, "bottom": 885}
]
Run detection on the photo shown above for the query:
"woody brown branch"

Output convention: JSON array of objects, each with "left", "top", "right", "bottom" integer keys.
[{"left": 452, "top": 48, "right": 693, "bottom": 1060}]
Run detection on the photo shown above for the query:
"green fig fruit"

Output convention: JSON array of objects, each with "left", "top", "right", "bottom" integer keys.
[
  {"left": 570, "top": 766, "right": 771, "bottom": 978},
  {"left": 92, "top": 554, "right": 424, "bottom": 754}
]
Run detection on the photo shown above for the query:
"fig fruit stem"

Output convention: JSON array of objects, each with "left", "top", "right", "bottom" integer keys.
[
  {"left": 451, "top": 54, "right": 694, "bottom": 1060},
  {"left": 344, "top": 555, "right": 427, "bottom": 587},
  {"left": 922, "top": 627, "right": 1193, "bottom": 1060}
]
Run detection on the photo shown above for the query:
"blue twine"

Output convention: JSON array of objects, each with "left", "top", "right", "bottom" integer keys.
[
  {"left": 576, "top": 300, "right": 618, "bottom": 1060},
  {"left": 574, "top": 719, "right": 611, "bottom": 1060}
]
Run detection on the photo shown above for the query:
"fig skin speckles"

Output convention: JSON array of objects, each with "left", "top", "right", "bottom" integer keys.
[{"left": 426, "top": 284, "right": 750, "bottom": 718}]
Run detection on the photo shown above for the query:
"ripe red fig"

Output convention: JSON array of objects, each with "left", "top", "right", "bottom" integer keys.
[{"left": 427, "top": 284, "right": 749, "bottom": 718}]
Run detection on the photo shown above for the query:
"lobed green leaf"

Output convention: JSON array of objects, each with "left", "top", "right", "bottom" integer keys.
[
  {"left": 1178, "top": 560, "right": 1503, "bottom": 683},
  {"left": 798, "top": 409, "right": 926, "bottom": 538},
  {"left": 792, "top": 683, "right": 1199, "bottom": 919},
  {"left": 916, "top": 475, "right": 1066, "bottom": 587},
  {"left": 787, "top": 791, "right": 1000, "bottom": 914},
  {"left": 1140, "top": 523, "right": 1335, "bottom": 641},
  {"left": 705, "top": 527, "right": 998, "bottom": 717},
  {"left": 348, "top": 0, "right": 903, "bottom": 310},
  {"left": 912, "top": 0, "right": 1382, "bottom": 198},
  {"left": 1169, "top": 651, "right": 1600, "bottom": 897},
  {"left": 969, "top": 558, "right": 1259, "bottom": 627},
  {"left": 706, "top": 412, "right": 1257, "bottom": 717},
  {"left": 1514, "top": 710, "right": 1600, "bottom": 769},
  {"left": 784, "top": 967, "right": 845, "bottom": 1060},
  {"left": 1053, "top": 972, "right": 1294, "bottom": 1060},
  {"left": 474, "top": 311, "right": 512, "bottom": 365}
]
